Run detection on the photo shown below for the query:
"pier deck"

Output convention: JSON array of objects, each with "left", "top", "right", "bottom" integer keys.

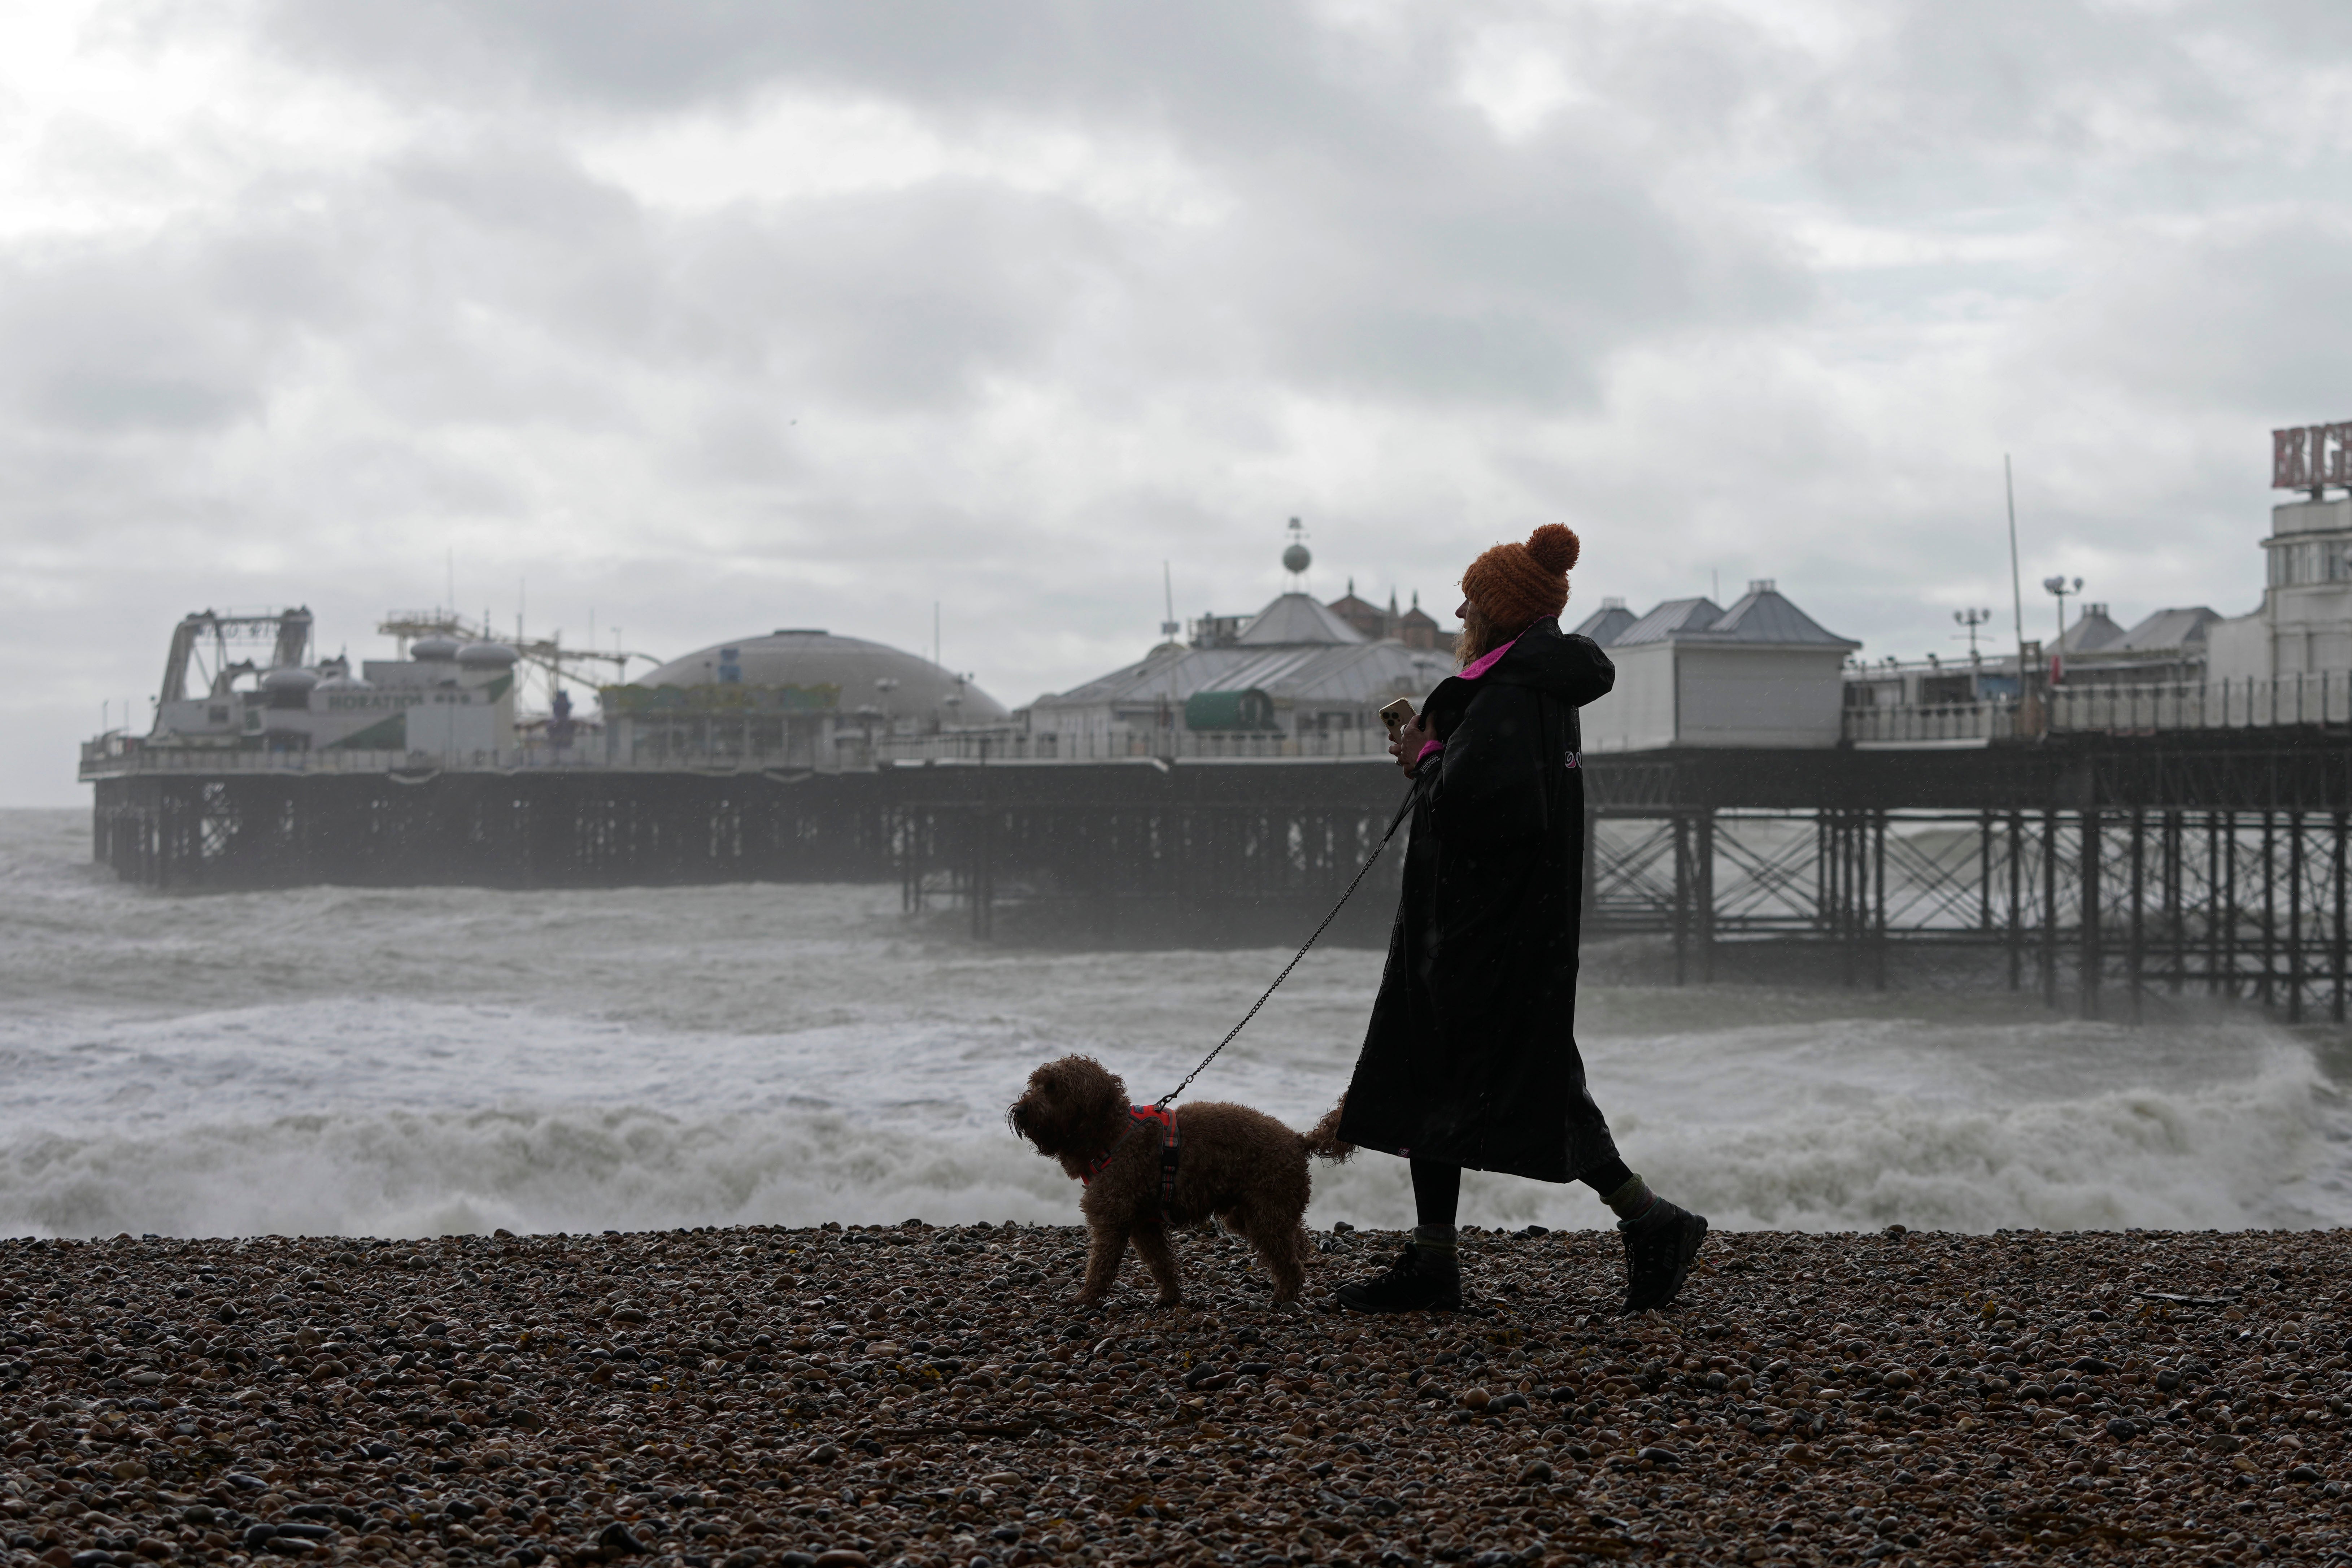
[{"left": 87, "top": 728, "right": 2352, "bottom": 1016}]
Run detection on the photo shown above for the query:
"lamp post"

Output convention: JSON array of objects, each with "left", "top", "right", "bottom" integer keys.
[
  {"left": 2041, "top": 576, "right": 2082, "bottom": 643},
  {"left": 2041, "top": 575, "right": 2082, "bottom": 685},
  {"left": 1953, "top": 606, "right": 1993, "bottom": 661}
]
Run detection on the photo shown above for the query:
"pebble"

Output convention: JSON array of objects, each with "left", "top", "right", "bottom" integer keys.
[{"left": 0, "top": 1225, "right": 2346, "bottom": 1565}]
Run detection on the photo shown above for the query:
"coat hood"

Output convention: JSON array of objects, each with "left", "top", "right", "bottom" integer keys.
[{"left": 1470, "top": 618, "right": 1615, "bottom": 705}]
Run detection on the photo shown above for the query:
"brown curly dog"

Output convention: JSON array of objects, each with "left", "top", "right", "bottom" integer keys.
[{"left": 1008, "top": 1053, "right": 1352, "bottom": 1307}]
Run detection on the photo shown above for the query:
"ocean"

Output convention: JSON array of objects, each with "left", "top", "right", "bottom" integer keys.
[{"left": 4, "top": 806, "right": 2347, "bottom": 1240}]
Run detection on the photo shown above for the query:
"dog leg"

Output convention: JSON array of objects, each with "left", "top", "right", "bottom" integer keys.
[
  {"left": 1072, "top": 1220, "right": 1130, "bottom": 1306},
  {"left": 1130, "top": 1221, "right": 1183, "bottom": 1307},
  {"left": 1234, "top": 1203, "right": 1308, "bottom": 1305}
]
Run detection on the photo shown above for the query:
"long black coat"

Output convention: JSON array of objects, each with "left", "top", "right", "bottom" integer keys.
[{"left": 1337, "top": 618, "right": 1620, "bottom": 1184}]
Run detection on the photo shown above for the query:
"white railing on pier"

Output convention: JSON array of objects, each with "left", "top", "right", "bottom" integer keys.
[
  {"left": 1843, "top": 701, "right": 2018, "bottom": 745},
  {"left": 2045, "top": 671, "right": 2352, "bottom": 733},
  {"left": 87, "top": 670, "right": 2352, "bottom": 778},
  {"left": 77, "top": 744, "right": 610, "bottom": 781},
  {"left": 79, "top": 726, "right": 1402, "bottom": 779},
  {"left": 871, "top": 727, "right": 1396, "bottom": 765},
  {"left": 1842, "top": 670, "right": 2352, "bottom": 745}
]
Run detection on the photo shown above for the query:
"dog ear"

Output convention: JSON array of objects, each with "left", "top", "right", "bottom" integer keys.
[
  {"left": 1011, "top": 1055, "right": 1128, "bottom": 1156},
  {"left": 1011, "top": 1055, "right": 1089, "bottom": 1151},
  {"left": 1064, "top": 1054, "right": 1129, "bottom": 1120}
]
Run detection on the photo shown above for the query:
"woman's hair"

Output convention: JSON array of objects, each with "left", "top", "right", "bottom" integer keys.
[{"left": 1455, "top": 604, "right": 1530, "bottom": 668}]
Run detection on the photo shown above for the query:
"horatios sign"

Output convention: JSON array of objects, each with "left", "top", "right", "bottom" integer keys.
[{"left": 2274, "top": 422, "right": 2352, "bottom": 496}]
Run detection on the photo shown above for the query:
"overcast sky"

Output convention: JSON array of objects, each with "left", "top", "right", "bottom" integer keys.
[{"left": 6, "top": 0, "right": 2349, "bottom": 805}]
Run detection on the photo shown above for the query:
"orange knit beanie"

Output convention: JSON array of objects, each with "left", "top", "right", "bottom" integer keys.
[{"left": 1460, "top": 523, "right": 1579, "bottom": 629}]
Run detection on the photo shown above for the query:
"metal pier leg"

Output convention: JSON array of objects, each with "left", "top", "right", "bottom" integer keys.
[
  {"left": 1582, "top": 803, "right": 1599, "bottom": 932},
  {"left": 2079, "top": 809, "right": 2101, "bottom": 1020},
  {"left": 1839, "top": 812, "right": 1858, "bottom": 989},
  {"left": 1873, "top": 810, "right": 1888, "bottom": 990},
  {"left": 2007, "top": 811, "right": 2023, "bottom": 992},
  {"left": 2165, "top": 810, "right": 2183, "bottom": 995},
  {"left": 1672, "top": 813, "right": 1690, "bottom": 987},
  {"left": 1697, "top": 810, "right": 1716, "bottom": 984},
  {"left": 902, "top": 807, "right": 922, "bottom": 914},
  {"left": 2219, "top": 812, "right": 2234, "bottom": 999},
  {"left": 1979, "top": 813, "right": 1994, "bottom": 932},
  {"left": 1816, "top": 812, "right": 1831, "bottom": 948},
  {"left": 2335, "top": 811, "right": 2348, "bottom": 1025},
  {"left": 2261, "top": 814, "right": 2277, "bottom": 1008},
  {"left": 2288, "top": 811, "right": 2306, "bottom": 1023},
  {"left": 970, "top": 806, "right": 995, "bottom": 941},
  {"left": 2041, "top": 809, "right": 2060, "bottom": 1009},
  {"left": 2129, "top": 808, "right": 2145, "bottom": 1024}
]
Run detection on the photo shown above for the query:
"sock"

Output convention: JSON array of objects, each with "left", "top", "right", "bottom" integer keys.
[
  {"left": 1412, "top": 1224, "right": 1458, "bottom": 1263},
  {"left": 1601, "top": 1172, "right": 1660, "bottom": 1227}
]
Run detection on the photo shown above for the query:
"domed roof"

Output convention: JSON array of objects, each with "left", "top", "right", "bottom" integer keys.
[
  {"left": 457, "top": 641, "right": 519, "bottom": 667},
  {"left": 633, "top": 629, "right": 1009, "bottom": 723}
]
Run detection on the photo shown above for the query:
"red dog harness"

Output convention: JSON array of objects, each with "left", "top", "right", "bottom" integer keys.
[{"left": 1082, "top": 1105, "right": 1182, "bottom": 1204}]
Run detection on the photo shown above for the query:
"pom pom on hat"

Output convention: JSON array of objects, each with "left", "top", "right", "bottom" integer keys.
[
  {"left": 1460, "top": 523, "right": 1580, "bottom": 628},
  {"left": 1525, "top": 522, "right": 1578, "bottom": 573}
]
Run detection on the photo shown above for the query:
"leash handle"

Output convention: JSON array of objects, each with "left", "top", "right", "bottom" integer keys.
[{"left": 1155, "top": 777, "right": 1423, "bottom": 1109}]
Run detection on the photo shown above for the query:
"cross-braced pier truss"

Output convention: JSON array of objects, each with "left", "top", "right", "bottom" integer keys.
[
  {"left": 1590, "top": 807, "right": 2352, "bottom": 1020},
  {"left": 86, "top": 726, "right": 2352, "bottom": 1019}
]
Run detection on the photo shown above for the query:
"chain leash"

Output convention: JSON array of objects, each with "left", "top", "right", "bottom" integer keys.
[{"left": 1154, "top": 776, "right": 1423, "bottom": 1109}]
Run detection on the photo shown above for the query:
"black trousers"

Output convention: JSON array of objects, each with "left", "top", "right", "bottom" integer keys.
[{"left": 1409, "top": 1153, "right": 1635, "bottom": 1228}]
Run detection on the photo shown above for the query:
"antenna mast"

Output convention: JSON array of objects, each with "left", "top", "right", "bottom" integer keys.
[{"left": 2005, "top": 455, "right": 2025, "bottom": 648}]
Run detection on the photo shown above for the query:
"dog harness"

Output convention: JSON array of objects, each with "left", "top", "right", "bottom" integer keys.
[{"left": 1082, "top": 1104, "right": 1182, "bottom": 1204}]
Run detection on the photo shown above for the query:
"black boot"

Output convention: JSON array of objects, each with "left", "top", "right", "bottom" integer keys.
[
  {"left": 1336, "top": 1242, "right": 1462, "bottom": 1313},
  {"left": 1619, "top": 1199, "right": 1707, "bottom": 1314}
]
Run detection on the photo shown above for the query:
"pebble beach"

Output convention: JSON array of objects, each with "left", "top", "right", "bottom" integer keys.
[{"left": 2, "top": 1222, "right": 2346, "bottom": 1568}]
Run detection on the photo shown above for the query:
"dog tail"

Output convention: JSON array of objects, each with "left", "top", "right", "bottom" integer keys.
[{"left": 1301, "top": 1096, "right": 1355, "bottom": 1163}]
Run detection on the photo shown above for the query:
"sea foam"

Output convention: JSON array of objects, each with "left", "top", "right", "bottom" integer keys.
[{"left": 3, "top": 807, "right": 2346, "bottom": 1239}]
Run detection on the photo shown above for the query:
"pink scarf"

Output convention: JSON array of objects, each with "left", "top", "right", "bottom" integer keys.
[{"left": 1412, "top": 633, "right": 1520, "bottom": 771}]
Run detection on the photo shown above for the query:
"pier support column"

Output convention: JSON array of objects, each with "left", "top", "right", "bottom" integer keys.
[
  {"left": 2164, "top": 810, "right": 2183, "bottom": 995},
  {"left": 1838, "top": 811, "right": 1858, "bottom": 990},
  {"left": 2078, "top": 809, "right": 2101, "bottom": 1020},
  {"left": 1979, "top": 813, "right": 1994, "bottom": 933},
  {"left": 2128, "top": 808, "right": 2145, "bottom": 1024},
  {"left": 1696, "top": 810, "right": 1716, "bottom": 984},
  {"left": 2261, "top": 814, "right": 2278, "bottom": 1009},
  {"left": 2040, "top": 810, "right": 2060, "bottom": 1009},
  {"left": 2288, "top": 811, "right": 2307, "bottom": 1023},
  {"left": 1671, "top": 813, "right": 1691, "bottom": 986},
  {"left": 2006, "top": 811, "right": 2023, "bottom": 992},
  {"left": 1872, "top": 810, "right": 1888, "bottom": 990},
  {"left": 2334, "top": 811, "right": 2348, "bottom": 1025},
  {"left": 1582, "top": 803, "right": 1599, "bottom": 934}
]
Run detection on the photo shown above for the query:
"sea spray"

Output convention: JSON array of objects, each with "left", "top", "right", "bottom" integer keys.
[{"left": 4, "top": 806, "right": 2348, "bottom": 1238}]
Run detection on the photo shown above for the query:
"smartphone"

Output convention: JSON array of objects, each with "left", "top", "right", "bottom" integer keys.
[{"left": 1379, "top": 697, "right": 1417, "bottom": 738}]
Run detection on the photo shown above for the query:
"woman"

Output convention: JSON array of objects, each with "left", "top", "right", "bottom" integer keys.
[{"left": 1334, "top": 523, "right": 1706, "bottom": 1315}]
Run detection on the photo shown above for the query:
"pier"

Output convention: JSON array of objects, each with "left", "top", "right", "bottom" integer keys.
[{"left": 85, "top": 723, "right": 2352, "bottom": 1019}]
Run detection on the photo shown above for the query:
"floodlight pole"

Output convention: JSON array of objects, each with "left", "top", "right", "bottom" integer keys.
[{"left": 2005, "top": 454, "right": 2025, "bottom": 661}]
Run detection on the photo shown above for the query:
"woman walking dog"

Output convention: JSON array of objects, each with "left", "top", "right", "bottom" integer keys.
[{"left": 1335, "top": 524, "right": 1707, "bottom": 1315}]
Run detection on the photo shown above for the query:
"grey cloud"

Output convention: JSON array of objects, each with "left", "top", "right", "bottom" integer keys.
[
  {"left": 6, "top": 0, "right": 2350, "bottom": 806},
  {"left": 0, "top": 239, "right": 279, "bottom": 434},
  {"left": 2039, "top": 214, "right": 2352, "bottom": 416}
]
